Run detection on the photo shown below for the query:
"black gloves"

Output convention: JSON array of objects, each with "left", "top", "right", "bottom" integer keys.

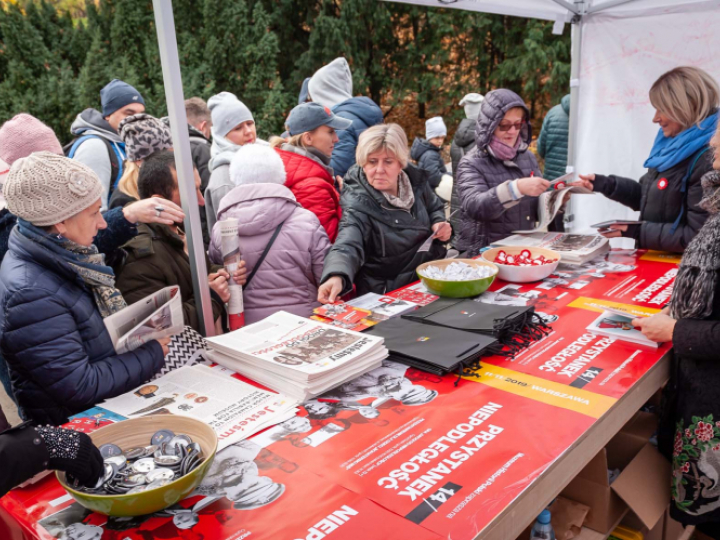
[{"left": 35, "top": 426, "right": 104, "bottom": 488}]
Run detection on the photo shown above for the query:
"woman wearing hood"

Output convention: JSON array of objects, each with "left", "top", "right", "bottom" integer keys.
[
  {"left": 633, "top": 124, "right": 720, "bottom": 536},
  {"left": 572, "top": 67, "right": 718, "bottom": 253},
  {"left": 208, "top": 144, "right": 330, "bottom": 325},
  {"left": 271, "top": 103, "right": 351, "bottom": 242},
  {"left": 455, "top": 89, "right": 547, "bottom": 256},
  {"left": 204, "top": 92, "right": 261, "bottom": 234},
  {"left": 307, "top": 57, "right": 384, "bottom": 178}
]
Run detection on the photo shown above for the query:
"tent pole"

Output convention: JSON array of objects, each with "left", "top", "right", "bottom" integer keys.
[
  {"left": 548, "top": 0, "right": 580, "bottom": 14},
  {"left": 151, "top": 0, "right": 215, "bottom": 337},
  {"left": 565, "top": 14, "right": 583, "bottom": 232},
  {"left": 587, "top": 0, "right": 636, "bottom": 14}
]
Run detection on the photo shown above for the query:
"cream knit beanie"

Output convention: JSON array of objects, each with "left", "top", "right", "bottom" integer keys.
[{"left": 4, "top": 152, "right": 104, "bottom": 226}]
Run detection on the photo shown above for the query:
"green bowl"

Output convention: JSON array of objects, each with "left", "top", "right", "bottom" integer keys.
[
  {"left": 417, "top": 258, "right": 498, "bottom": 298},
  {"left": 58, "top": 415, "right": 217, "bottom": 517}
]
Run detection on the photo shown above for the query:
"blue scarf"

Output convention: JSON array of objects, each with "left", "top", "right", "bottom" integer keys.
[
  {"left": 644, "top": 112, "right": 718, "bottom": 172},
  {"left": 17, "top": 219, "right": 127, "bottom": 318}
]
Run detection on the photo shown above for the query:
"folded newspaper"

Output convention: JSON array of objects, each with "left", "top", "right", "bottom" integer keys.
[
  {"left": 514, "top": 174, "right": 592, "bottom": 234},
  {"left": 104, "top": 286, "right": 184, "bottom": 354},
  {"left": 493, "top": 232, "right": 609, "bottom": 265},
  {"left": 205, "top": 311, "right": 388, "bottom": 401},
  {"left": 100, "top": 364, "right": 300, "bottom": 450}
]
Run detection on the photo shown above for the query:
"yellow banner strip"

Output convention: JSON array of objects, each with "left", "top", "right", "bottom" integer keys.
[{"left": 567, "top": 297, "right": 661, "bottom": 317}]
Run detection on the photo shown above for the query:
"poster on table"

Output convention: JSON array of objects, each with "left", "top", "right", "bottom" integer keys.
[{"left": 249, "top": 360, "right": 596, "bottom": 540}]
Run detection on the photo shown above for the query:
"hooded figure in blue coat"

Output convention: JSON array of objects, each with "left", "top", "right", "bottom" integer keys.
[
  {"left": 308, "top": 58, "right": 384, "bottom": 178},
  {"left": 0, "top": 153, "right": 168, "bottom": 425}
]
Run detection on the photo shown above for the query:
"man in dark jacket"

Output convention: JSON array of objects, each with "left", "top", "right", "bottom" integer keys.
[
  {"left": 450, "top": 93, "right": 483, "bottom": 243},
  {"left": 320, "top": 159, "right": 448, "bottom": 297},
  {"left": 115, "top": 151, "right": 230, "bottom": 333},
  {"left": 68, "top": 79, "right": 146, "bottom": 209},
  {"left": 537, "top": 94, "right": 570, "bottom": 181},
  {"left": 455, "top": 89, "right": 546, "bottom": 255},
  {"left": 308, "top": 58, "right": 384, "bottom": 178},
  {"left": 411, "top": 117, "right": 449, "bottom": 190}
]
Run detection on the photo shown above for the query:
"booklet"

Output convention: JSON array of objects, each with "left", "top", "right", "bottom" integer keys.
[
  {"left": 103, "top": 286, "right": 184, "bottom": 354},
  {"left": 100, "top": 364, "right": 300, "bottom": 450},
  {"left": 586, "top": 311, "right": 658, "bottom": 348},
  {"left": 346, "top": 293, "right": 419, "bottom": 321},
  {"left": 314, "top": 303, "right": 373, "bottom": 325}
]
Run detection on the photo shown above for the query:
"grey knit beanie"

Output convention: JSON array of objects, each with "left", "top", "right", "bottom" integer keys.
[
  {"left": 119, "top": 113, "right": 173, "bottom": 162},
  {"left": 4, "top": 152, "right": 103, "bottom": 226},
  {"left": 208, "top": 92, "right": 254, "bottom": 138}
]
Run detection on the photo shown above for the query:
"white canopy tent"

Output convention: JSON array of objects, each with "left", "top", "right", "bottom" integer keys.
[{"left": 385, "top": 0, "right": 720, "bottom": 233}]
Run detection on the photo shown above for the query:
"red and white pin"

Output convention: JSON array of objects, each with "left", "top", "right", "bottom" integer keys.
[{"left": 657, "top": 177, "right": 668, "bottom": 190}]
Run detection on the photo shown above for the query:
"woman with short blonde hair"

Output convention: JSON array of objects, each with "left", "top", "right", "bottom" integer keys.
[
  {"left": 318, "top": 123, "right": 451, "bottom": 302},
  {"left": 574, "top": 66, "right": 720, "bottom": 253}
]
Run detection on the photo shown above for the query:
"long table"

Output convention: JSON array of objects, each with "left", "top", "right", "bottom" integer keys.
[{"left": 0, "top": 249, "right": 679, "bottom": 540}]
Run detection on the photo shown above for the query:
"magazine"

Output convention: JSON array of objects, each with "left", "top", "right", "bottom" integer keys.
[
  {"left": 512, "top": 174, "right": 591, "bottom": 234},
  {"left": 494, "top": 232, "right": 609, "bottom": 264},
  {"left": 346, "top": 293, "right": 419, "bottom": 321},
  {"left": 314, "top": 303, "right": 373, "bottom": 325},
  {"left": 100, "top": 364, "right": 300, "bottom": 450},
  {"left": 103, "top": 286, "right": 184, "bottom": 354},
  {"left": 586, "top": 311, "right": 658, "bottom": 348}
]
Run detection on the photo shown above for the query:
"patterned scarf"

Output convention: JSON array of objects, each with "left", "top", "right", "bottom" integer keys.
[
  {"left": 381, "top": 171, "right": 415, "bottom": 211},
  {"left": 670, "top": 170, "right": 720, "bottom": 320},
  {"left": 17, "top": 219, "right": 127, "bottom": 318}
]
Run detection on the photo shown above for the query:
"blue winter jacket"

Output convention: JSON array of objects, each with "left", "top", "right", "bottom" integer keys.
[
  {"left": 0, "top": 229, "right": 164, "bottom": 425},
  {"left": 331, "top": 97, "right": 384, "bottom": 178}
]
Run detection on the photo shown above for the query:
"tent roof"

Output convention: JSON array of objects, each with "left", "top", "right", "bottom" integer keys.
[{"left": 382, "top": 0, "right": 717, "bottom": 21}]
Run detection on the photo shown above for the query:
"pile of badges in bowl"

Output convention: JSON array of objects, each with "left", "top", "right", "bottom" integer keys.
[
  {"left": 66, "top": 429, "right": 204, "bottom": 495},
  {"left": 492, "top": 249, "right": 557, "bottom": 267},
  {"left": 419, "top": 261, "right": 496, "bottom": 281}
]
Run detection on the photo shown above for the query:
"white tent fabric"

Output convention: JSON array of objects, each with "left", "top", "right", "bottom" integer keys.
[{"left": 386, "top": 0, "right": 720, "bottom": 233}]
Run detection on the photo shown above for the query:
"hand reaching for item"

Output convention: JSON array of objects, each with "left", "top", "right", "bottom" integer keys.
[
  {"left": 35, "top": 426, "right": 104, "bottom": 488},
  {"left": 632, "top": 313, "right": 676, "bottom": 343},
  {"left": 318, "top": 276, "right": 344, "bottom": 304},
  {"left": 569, "top": 174, "right": 595, "bottom": 192},
  {"left": 516, "top": 177, "right": 550, "bottom": 197}
]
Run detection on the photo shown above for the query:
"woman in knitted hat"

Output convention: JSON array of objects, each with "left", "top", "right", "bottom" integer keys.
[
  {"left": 634, "top": 123, "right": 720, "bottom": 536},
  {"left": 208, "top": 144, "right": 330, "bottom": 324},
  {"left": 109, "top": 113, "right": 173, "bottom": 209},
  {"left": 0, "top": 153, "right": 168, "bottom": 425},
  {"left": 270, "top": 102, "right": 352, "bottom": 242},
  {"left": 204, "top": 92, "right": 261, "bottom": 234}
]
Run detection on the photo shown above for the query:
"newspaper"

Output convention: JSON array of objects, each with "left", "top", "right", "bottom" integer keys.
[
  {"left": 206, "top": 311, "right": 387, "bottom": 381},
  {"left": 516, "top": 175, "right": 591, "bottom": 234},
  {"left": 218, "top": 218, "right": 245, "bottom": 329},
  {"left": 100, "top": 364, "right": 300, "bottom": 450},
  {"left": 103, "top": 286, "right": 184, "bottom": 354}
]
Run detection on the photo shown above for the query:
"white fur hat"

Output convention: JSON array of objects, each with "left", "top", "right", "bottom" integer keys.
[{"left": 229, "top": 143, "right": 286, "bottom": 187}]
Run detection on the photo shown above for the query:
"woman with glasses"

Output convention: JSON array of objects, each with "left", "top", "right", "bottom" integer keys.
[
  {"left": 571, "top": 67, "right": 719, "bottom": 253},
  {"left": 454, "top": 89, "right": 547, "bottom": 256}
]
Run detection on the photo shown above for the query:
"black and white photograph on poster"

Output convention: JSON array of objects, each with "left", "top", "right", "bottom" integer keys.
[
  {"left": 478, "top": 285, "right": 541, "bottom": 307},
  {"left": 273, "top": 329, "right": 361, "bottom": 365}
]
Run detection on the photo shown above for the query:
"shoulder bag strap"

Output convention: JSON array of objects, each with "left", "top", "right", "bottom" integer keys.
[
  {"left": 670, "top": 146, "right": 711, "bottom": 235},
  {"left": 244, "top": 221, "right": 285, "bottom": 288}
]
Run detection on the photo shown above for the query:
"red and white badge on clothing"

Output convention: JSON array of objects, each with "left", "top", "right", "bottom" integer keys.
[{"left": 657, "top": 177, "right": 668, "bottom": 190}]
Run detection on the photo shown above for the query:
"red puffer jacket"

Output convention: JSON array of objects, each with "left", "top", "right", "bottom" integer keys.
[{"left": 276, "top": 147, "right": 341, "bottom": 242}]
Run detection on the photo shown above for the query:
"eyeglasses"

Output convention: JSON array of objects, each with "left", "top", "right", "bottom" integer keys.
[{"left": 497, "top": 121, "right": 524, "bottom": 132}]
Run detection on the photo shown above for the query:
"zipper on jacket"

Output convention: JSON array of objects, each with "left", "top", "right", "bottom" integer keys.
[{"left": 379, "top": 229, "right": 386, "bottom": 257}]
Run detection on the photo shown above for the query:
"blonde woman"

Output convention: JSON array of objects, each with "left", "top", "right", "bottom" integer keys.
[
  {"left": 108, "top": 114, "right": 173, "bottom": 209},
  {"left": 271, "top": 102, "right": 351, "bottom": 242},
  {"left": 318, "top": 124, "right": 451, "bottom": 303},
  {"left": 572, "top": 66, "right": 720, "bottom": 253}
]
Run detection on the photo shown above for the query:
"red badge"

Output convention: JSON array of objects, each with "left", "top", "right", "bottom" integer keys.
[
  {"left": 324, "top": 106, "right": 332, "bottom": 116},
  {"left": 657, "top": 177, "right": 668, "bottom": 190}
]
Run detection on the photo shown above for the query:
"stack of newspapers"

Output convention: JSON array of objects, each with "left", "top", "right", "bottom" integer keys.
[{"left": 206, "top": 312, "right": 388, "bottom": 401}]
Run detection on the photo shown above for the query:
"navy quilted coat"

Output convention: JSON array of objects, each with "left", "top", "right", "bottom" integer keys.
[
  {"left": 0, "top": 228, "right": 164, "bottom": 425},
  {"left": 455, "top": 89, "right": 541, "bottom": 255}
]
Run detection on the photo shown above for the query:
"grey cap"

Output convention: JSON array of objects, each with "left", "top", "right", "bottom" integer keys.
[{"left": 285, "top": 103, "right": 352, "bottom": 136}]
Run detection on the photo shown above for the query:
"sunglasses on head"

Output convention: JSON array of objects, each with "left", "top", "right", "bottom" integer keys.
[{"left": 497, "top": 121, "right": 524, "bottom": 132}]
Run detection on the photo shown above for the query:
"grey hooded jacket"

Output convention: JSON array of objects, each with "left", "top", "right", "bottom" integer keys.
[{"left": 455, "top": 89, "right": 541, "bottom": 255}]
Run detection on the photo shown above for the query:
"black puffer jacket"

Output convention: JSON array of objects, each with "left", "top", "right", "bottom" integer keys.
[
  {"left": 592, "top": 149, "right": 712, "bottom": 253},
  {"left": 455, "top": 89, "right": 541, "bottom": 255},
  {"left": 321, "top": 164, "right": 447, "bottom": 295},
  {"left": 411, "top": 138, "right": 447, "bottom": 189},
  {"left": 450, "top": 118, "right": 477, "bottom": 242}
]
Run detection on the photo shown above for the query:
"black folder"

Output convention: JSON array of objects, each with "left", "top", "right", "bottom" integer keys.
[{"left": 366, "top": 317, "right": 497, "bottom": 375}]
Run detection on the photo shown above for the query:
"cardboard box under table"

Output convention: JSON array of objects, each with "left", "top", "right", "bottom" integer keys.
[{"left": 562, "top": 412, "right": 671, "bottom": 535}]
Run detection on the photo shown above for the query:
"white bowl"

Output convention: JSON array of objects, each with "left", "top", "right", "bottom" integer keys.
[{"left": 481, "top": 246, "right": 560, "bottom": 283}]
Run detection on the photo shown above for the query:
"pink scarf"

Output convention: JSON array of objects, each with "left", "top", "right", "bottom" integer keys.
[{"left": 489, "top": 135, "right": 521, "bottom": 161}]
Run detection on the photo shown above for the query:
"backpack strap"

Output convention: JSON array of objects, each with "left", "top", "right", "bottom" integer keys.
[
  {"left": 66, "top": 135, "right": 124, "bottom": 195},
  {"left": 244, "top": 221, "right": 285, "bottom": 288}
]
